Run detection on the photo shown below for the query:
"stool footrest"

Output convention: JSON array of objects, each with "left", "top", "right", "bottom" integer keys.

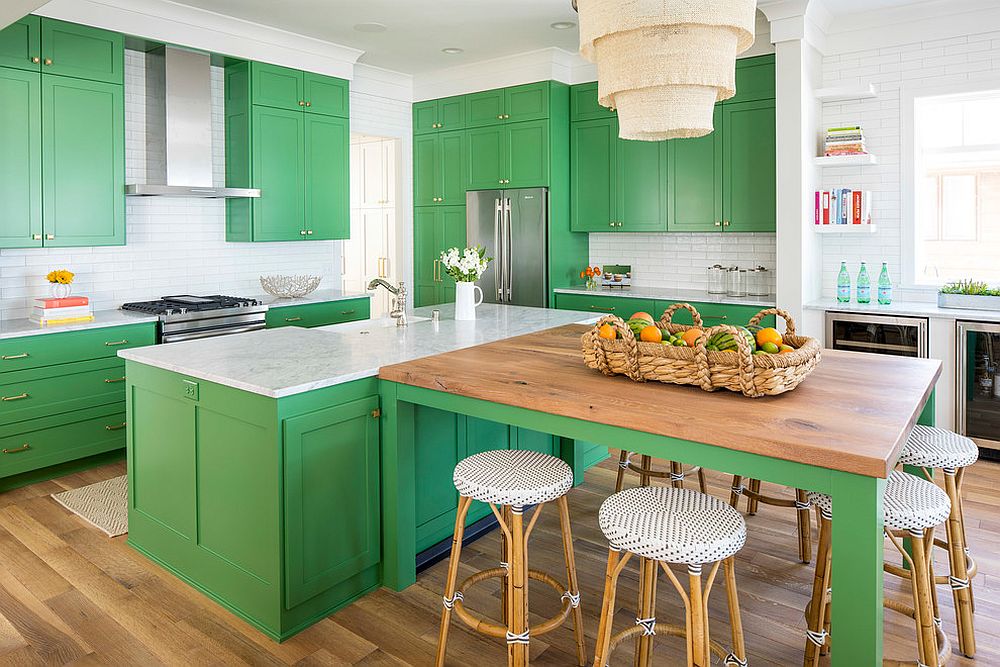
[
  {"left": 606, "top": 622, "right": 735, "bottom": 663},
  {"left": 452, "top": 567, "right": 575, "bottom": 639},
  {"left": 739, "top": 485, "right": 806, "bottom": 509}
]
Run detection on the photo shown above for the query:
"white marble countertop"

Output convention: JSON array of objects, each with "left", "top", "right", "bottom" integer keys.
[
  {"left": 0, "top": 309, "right": 158, "bottom": 341},
  {"left": 118, "top": 304, "right": 600, "bottom": 398},
  {"left": 256, "top": 288, "right": 371, "bottom": 308},
  {"left": 805, "top": 297, "right": 1000, "bottom": 323},
  {"left": 553, "top": 285, "right": 776, "bottom": 307}
]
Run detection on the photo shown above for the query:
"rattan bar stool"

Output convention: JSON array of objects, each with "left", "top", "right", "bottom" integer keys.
[
  {"left": 614, "top": 450, "right": 708, "bottom": 493},
  {"left": 594, "top": 486, "right": 749, "bottom": 667},
  {"left": 435, "top": 449, "right": 587, "bottom": 667},
  {"left": 898, "top": 424, "right": 979, "bottom": 658},
  {"left": 729, "top": 475, "right": 813, "bottom": 563},
  {"left": 803, "top": 470, "right": 953, "bottom": 667}
]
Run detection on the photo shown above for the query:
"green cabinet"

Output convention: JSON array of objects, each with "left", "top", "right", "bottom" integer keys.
[
  {"left": 570, "top": 117, "right": 666, "bottom": 232},
  {"left": 414, "top": 130, "right": 464, "bottom": 206},
  {"left": 0, "top": 67, "right": 41, "bottom": 247},
  {"left": 466, "top": 120, "right": 549, "bottom": 189},
  {"left": 722, "top": 99, "right": 776, "bottom": 232},
  {"left": 667, "top": 106, "right": 723, "bottom": 232},
  {"left": 570, "top": 81, "right": 615, "bottom": 122},
  {"left": 226, "top": 60, "right": 350, "bottom": 241},
  {"left": 0, "top": 16, "right": 40, "bottom": 71},
  {"left": 413, "top": 95, "right": 465, "bottom": 134},
  {"left": 40, "top": 19, "right": 123, "bottom": 85},
  {"left": 553, "top": 292, "right": 775, "bottom": 329},
  {"left": 466, "top": 82, "right": 549, "bottom": 127},
  {"left": 265, "top": 298, "right": 371, "bottom": 329},
  {"left": 653, "top": 299, "right": 775, "bottom": 328},
  {"left": 553, "top": 292, "right": 655, "bottom": 318},
  {"left": 413, "top": 206, "right": 466, "bottom": 307}
]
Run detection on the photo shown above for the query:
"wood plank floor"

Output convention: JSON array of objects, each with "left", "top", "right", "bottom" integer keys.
[{"left": 0, "top": 455, "right": 997, "bottom": 666}]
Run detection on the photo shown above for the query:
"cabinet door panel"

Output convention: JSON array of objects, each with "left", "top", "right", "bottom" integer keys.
[
  {"left": 729, "top": 55, "right": 776, "bottom": 105},
  {"left": 438, "top": 95, "right": 465, "bottom": 132},
  {"left": 251, "top": 106, "right": 305, "bottom": 241},
  {"left": 41, "top": 76, "right": 124, "bottom": 247},
  {"left": 465, "top": 89, "right": 505, "bottom": 128},
  {"left": 303, "top": 72, "right": 348, "bottom": 118},
  {"left": 413, "top": 208, "right": 441, "bottom": 307},
  {"left": 667, "top": 106, "right": 722, "bottom": 232},
  {"left": 251, "top": 62, "right": 303, "bottom": 111},
  {"left": 618, "top": 138, "right": 667, "bottom": 232},
  {"left": 413, "top": 134, "right": 439, "bottom": 207},
  {"left": 305, "top": 114, "right": 349, "bottom": 240},
  {"left": 412, "top": 100, "right": 438, "bottom": 135},
  {"left": 414, "top": 406, "right": 462, "bottom": 552},
  {"left": 570, "top": 82, "right": 615, "bottom": 122},
  {"left": 554, "top": 292, "right": 653, "bottom": 318},
  {"left": 0, "top": 16, "right": 40, "bottom": 71},
  {"left": 505, "top": 82, "right": 548, "bottom": 122},
  {"left": 284, "top": 396, "right": 380, "bottom": 608},
  {"left": 506, "top": 120, "right": 548, "bottom": 188},
  {"left": 440, "top": 207, "right": 467, "bottom": 305},
  {"left": 0, "top": 68, "right": 42, "bottom": 248},
  {"left": 40, "top": 19, "right": 123, "bottom": 84},
  {"left": 439, "top": 131, "right": 465, "bottom": 206},
  {"left": 570, "top": 119, "right": 616, "bottom": 232},
  {"left": 723, "top": 100, "right": 776, "bottom": 232},
  {"left": 466, "top": 126, "right": 504, "bottom": 190}
]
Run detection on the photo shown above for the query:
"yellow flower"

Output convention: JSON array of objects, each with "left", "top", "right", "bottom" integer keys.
[{"left": 46, "top": 269, "right": 74, "bottom": 285}]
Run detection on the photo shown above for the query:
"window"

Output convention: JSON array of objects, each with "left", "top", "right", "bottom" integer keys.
[{"left": 912, "top": 89, "right": 1000, "bottom": 285}]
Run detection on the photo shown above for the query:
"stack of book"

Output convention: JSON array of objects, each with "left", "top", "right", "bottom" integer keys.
[
  {"left": 814, "top": 189, "right": 873, "bottom": 225},
  {"left": 824, "top": 126, "right": 867, "bottom": 156},
  {"left": 29, "top": 296, "right": 94, "bottom": 327}
]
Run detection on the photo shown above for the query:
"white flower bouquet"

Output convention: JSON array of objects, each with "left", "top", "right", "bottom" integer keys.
[{"left": 440, "top": 246, "right": 492, "bottom": 283}]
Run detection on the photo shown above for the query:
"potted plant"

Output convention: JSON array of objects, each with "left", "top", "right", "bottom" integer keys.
[
  {"left": 938, "top": 279, "right": 1000, "bottom": 311},
  {"left": 46, "top": 269, "right": 75, "bottom": 299},
  {"left": 440, "top": 246, "right": 492, "bottom": 320}
]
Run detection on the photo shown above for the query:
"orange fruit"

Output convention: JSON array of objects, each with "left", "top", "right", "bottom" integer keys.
[
  {"left": 681, "top": 328, "right": 703, "bottom": 347},
  {"left": 630, "top": 311, "right": 655, "bottom": 325},
  {"left": 756, "top": 327, "right": 782, "bottom": 348},
  {"left": 598, "top": 323, "right": 616, "bottom": 340},
  {"left": 639, "top": 325, "right": 662, "bottom": 343}
]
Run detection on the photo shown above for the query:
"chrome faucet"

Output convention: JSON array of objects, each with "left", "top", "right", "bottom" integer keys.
[{"left": 367, "top": 278, "right": 407, "bottom": 327}]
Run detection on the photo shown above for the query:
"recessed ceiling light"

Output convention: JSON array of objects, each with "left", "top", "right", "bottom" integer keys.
[
  {"left": 354, "top": 22, "right": 387, "bottom": 33},
  {"left": 550, "top": 21, "right": 576, "bottom": 30},
  {"left": 441, "top": 47, "right": 464, "bottom": 55}
]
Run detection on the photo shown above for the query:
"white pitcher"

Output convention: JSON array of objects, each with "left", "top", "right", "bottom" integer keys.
[{"left": 454, "top": 281, "right": 484, "bottom": 321}]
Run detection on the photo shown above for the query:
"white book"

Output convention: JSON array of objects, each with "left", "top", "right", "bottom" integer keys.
[{"left": 31, "top": 305, "right": 93, "bottom": 318}]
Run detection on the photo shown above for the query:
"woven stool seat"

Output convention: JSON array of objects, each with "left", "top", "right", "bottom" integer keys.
[
  {"left": 808, "top": 470, "right": 950, "bottom": 531},
  {"left": 599, "top": 487, "right": 746, "bottom": 564},
  {"left": 900, "top": 424, "right": 979, "bottom": 469},
  {"left": 453, "top": 449, "right": 573, "bottom": 507}
]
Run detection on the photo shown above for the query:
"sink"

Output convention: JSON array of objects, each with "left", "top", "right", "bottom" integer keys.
[{"left": 319, "top": 316, "right": 431, "bottom": 333}]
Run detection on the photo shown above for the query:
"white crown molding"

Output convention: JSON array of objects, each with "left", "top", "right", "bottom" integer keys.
[
  {"left": 2, "top": 0, "right": 48, "bottom": 29},
  {"left": 757, "top": 0, "right": 827, "bottom": 52},
  {"left": 34, "top": 0, "right": 364, "bottom": 79},
  {"left": 352, "top": 62, "right": 413, "bottom": 103}
]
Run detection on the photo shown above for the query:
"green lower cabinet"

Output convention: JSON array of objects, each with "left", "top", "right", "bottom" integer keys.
[
  {"left": 413, "top": 206, "right": 465, "bottom": 307},
  {"left": 265, "top": 298, "right": 370, "bottom": 329},
  {"left": 553, "top": 292, "right": 654, "bottom": 318},
  {"left": 0, "top": 67, "right": 42, "bottom": 247},
  {"left": 653, "top": 299, "right": 775, "bottom": 329},
  {"left": 0, "top": 322, "right": 156, "bottom": 374},
  {"left": 0, "top": 358, "right": 127, "bottom": 423}
]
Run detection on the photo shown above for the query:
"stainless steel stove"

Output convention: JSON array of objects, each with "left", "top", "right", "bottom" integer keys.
[{"left": 120, "top": 295, "right": 268, "bottom": 343}]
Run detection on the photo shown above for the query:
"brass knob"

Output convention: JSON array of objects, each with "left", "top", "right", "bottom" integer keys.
[
  {"left": 44, "top": 58, "right": 52, "bottom": 66},
  {"left": 617, "top": 221, "right": 624, "bottom": 227},
  {"left": 305, "top": 101, "right": 311, "bottom": 107},
  {"left": 438, "top": 123, "right": 443, "bottom": 128},
  {"left": 497, "top": 114, "right": 503, "bottom": 119},
  {"left": 32, "top": 234, "right": 41, "bottom": 240},
  {"left": 714, "top": 221, "right": 722, "bottom": 227},
  {"left": 723, "top": 220, "right": 730, "bottom": 227},
  {"left": 503, "top": 114, "right": 510, "bottom": 119},
  {"left": 46, "top": 234, "right": 54, "bottom": 240},
  {"left": 306, "top": 230, "right": 313, "bottom": 235},
  {"left": 31, "top": 57, "right": 40, "bottom": 64},
  {"left": 609, "top": 221, "right": 615, "bottom": 227},
  {"left": 298, "top": 100, "right": 305, "bottom": 106},
  {"left": 300, "top": 230, "right": 307, "bottom": 235}
]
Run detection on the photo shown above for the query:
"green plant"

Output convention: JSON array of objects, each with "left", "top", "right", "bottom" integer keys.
[{"left": 940, "top": 279, "right": 1000, "bottom": 297}]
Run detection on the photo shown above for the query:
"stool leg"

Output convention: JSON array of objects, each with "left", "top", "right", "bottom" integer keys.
[
  {"left": 436, "top": 496, "right": 473, "bottom": 667},
  {"left": 747, "top": 479, "right": 761, "bottom": 515},
  {"left": 803, "top": 513, "right": 832, "bottom": 667},
  {"left": 500, "top": 504, "right": 511, "bottom": 626},
  {"left": 634, "top": 556, "right": 658, "bottom": 667},
  {"left": 507, "top": 506, "right": 529, "bottom": 667},
  {"left": 956, "top": 467, "right": 976, "bottom": 614},
  {"left": 556, "top": 496, "right": 587, "bottom": 666},
  {"left": 796, "top": 489, "right": 812, "bottom": 564},
  {"left": 910, "top": 529, "right": 940, "bottom": 667},
  {"left": 721, "top": 557, "right": 747, "bottom": 666},
  {"left": 595, "top": 548, "right": 626, "bottom": 667},
  {"left": 615, "top": 450, "right": 629, "bottom": 492},
  {"left": 688, "top": 565, "right": 709, "bottom": 667},
  {"left": 697, "top": 467, "right": 708, "bottom": 495},
  {"left": 944, "top": 468, "right": 976, "bottom": 657},
  {"left": 670, "top": 461, "right": 684, "bottom": 489},
  {"left": 729, "top": 475, "right": 744, "bottom": 509},
  {"left": 639, "top": 455, "right": 652, "bottom": 487}
]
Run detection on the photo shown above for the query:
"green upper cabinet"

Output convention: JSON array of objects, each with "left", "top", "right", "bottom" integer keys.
[
  {"left": 40, "top": 19, "right": 123, "bottom": 85},
  {"left": 618, "top": 135, "right": 667, "bottom": 232},
  {"left": 466, "top": 82, "right": 550, "bottom": 128},
  {"left": 251, "top": 62, "right": 303, "bottom": 111},
  {"left": 0, "top": 68, "right": 42, "bottom": 247},
  {"left": 729, "top": 55, "right": 777, "bottom": 105},
  {"left": 41, "top": 75, "right": 124, "bottom": 247},
  {"left": 570, "top": 81, "right": 616, "bottom": 122},
  {"left": 413, "top": 95, "right": 465, "bottom": 135},
  {"left": 414, "top": 130, "right": 464, "bottom": 206},
  {"left": 303, "top": 71, "right": 349, "bottom": 117},
  {"left": 466, "top": 126, "right": 504, "bottom": 189},
  {"left": 250, "top": 105, "right": 305, "bottom": 241},
  {"left": 304, "top": 114, "right": 349, "bottom": 239},
  {"left": 667, "top": 106, "right": 723, "bottom": 233},
  {"left": 723, "top": 98, "right": 776, "bottom": 232},
  {"left": 0, "top": 15, "right": 40, "bottom": 71},
  {"left": 467, "top": 120, "right": 549, "bottom": 190}
]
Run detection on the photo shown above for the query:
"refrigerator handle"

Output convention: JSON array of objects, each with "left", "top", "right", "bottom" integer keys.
[
  {"left": 504, "top": 198, "right": 513, "bottom": 302},
  {"left": 493, "top": 198, "right": 504, "bottom": 301}
]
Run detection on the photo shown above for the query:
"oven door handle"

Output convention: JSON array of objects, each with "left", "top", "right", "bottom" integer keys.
[{"left": 161, "top": 323, "right": 265, "bottom": 343}]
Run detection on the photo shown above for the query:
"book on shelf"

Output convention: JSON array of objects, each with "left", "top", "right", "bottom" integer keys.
[
  {"left": 31, "top": 304, "right": 93, "bottom": 319},
  {"left": 824, "top": 125, "right": 868, "bottom": 156},
  {"left": 34, "top": 295, "right": 89, "bottom": 309},
  {"left": 814, "top": 189, "right": 872, "bottom": 225},
  {"left": 27, "top": 314, "right": 96, "bottom": 327}
]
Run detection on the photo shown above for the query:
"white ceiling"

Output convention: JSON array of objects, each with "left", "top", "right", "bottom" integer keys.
[{"left": 171, "top": 0, "right": 581, "bottom": 74}]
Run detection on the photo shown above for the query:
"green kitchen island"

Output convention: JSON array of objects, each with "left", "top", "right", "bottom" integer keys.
[{"left": 118, "top": 304, "right": 603, "bottom": 641}]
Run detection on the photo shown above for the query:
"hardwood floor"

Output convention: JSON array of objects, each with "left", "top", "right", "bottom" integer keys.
[{"left": 0, "top": 454, "right": 997, "bottom": 666}]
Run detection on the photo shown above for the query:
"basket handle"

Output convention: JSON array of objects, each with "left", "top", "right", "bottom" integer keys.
[
  {"left": 748, "top": 307, "right": 797, "bottom": 337},
  {"left": 696, "top": 324, "right": 762, "bottom": 397},
  {"left": 587, "top": 315, "right": 644, "bottom": 382},
  {"left": 660, "top": 302, "right": 703, "bottom": 329}
]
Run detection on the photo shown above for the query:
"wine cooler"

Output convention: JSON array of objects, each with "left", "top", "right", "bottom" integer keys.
[{"left": 957, "top": 321, "right": 1000, "bottom": 461}]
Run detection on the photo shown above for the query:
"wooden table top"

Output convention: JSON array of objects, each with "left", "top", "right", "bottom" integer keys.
[{"left": 379, "top": 324, "right": 942, "bottom": 478}]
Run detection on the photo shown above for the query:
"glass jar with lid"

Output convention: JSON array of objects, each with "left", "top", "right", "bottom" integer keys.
[
  {"left": 727, "top": 267, "right": 747, "bottom": 297},
  {"left": 746, "top": 266, "right": 770, "bottom": 297},
  {"left": 707, "top": 264, "right": 727, "bottom": 294}
]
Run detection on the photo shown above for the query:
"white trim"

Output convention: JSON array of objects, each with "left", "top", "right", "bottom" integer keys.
[{"left": 1, "top": 0, "right": 47, "bottom": 29}]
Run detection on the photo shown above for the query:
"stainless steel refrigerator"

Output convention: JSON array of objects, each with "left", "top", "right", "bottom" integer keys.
[{"left": 466, "top": 188, "right": 548, "bottom": 307}]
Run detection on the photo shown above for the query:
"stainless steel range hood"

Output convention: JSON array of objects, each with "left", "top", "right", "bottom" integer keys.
[{"left": 125, "top": 46, "right": 259, "bottom": 198}]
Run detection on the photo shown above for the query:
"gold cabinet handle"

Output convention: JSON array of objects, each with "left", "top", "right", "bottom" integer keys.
[
  {"left": 104, "top": 377, "right": 126, "bottom": 383},
  {"left": 503, "top": 114, "right": 510, "bottom": 119},
  {"left": 340, "top": 309, "right": 356, "bottom": 315},
  {"left": 46, "top": 234, "right": 54, "bottom": 240},
  {"left": 32, "top": 234, "right": 42, "bottom": 240},
  {"left": 298, "top": 100, "right": 305, "bottom": 106},
  {"left": 589, "top": 305, "right": 615, "bottom": 312},
  {"left": 714, "top": 221, "right": 722, "bottom": 227},
  {"left": 617, "top": 221, "right": 623, "bottom": 227},
  {"left": 497, "top": 114, "right": 503, "bottom": 120},
  {"left": 105, "top": 422, "right": 126, "bottom": 431},
  {"left": 2, "top": 444, "right": 30, "bottom": 454},
  {"left": 609, "top": 221, "right": 615, "bottom": 227},
  {"left": 2, "top": 393, "right": 29, "bottom": 402},
  {"left": 104, "top": 340, "right": 129, "bottom": 347},
  {"left": 300, "top": 230, "right": 307, "bottom": 235},
  {"left": 703, "top": 315, "right": 729, "bottom": 320},
  {"left": 306, "top": 230, "right": 314, "bottom": 235},
  {"left": 305, "top": 101, "right": 311, "bottom": 107},
  {"left": 43, "top": 58, "right": 52, "bottom": 66},
  {"left": 31, "top": 57, "right": 40, "bottom": 64},
  {"left": 1, "top": 353, "right": 29, "bottom": 360},
  {"left": 371, "top": 409, "right": 381, "bottom": 419},
  {"left": 284, "top": 316, "right": 303, "bottom": 322},
  {"left": 723, "top": 220, "right": 731, "bottom": 227}
]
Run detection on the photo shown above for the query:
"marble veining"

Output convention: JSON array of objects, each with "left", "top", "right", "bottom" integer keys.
[
  {"left": 118, "top": 304, "right": 600, "bottom": 398},
  {"left": 553, "top": 286, "right": 776, "bottom": 307},
  {"left": 805, "top": 298, "right": 1000, "bottom": 323},
  {"left": 0, "top": 309, "right": 158, "bottom": 340}
]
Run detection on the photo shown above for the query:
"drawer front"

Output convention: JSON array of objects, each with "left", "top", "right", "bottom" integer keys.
[
  {"left": 266, "top": 298, "right": 370, "bottom": 329},
  {"left": 0, "top": 403, "right": 125, "bottom": 478},
  {"left": 0, "top": 358, "right": 126, "bottom": 424},
  {"left": 655, "top": 300, "right": 774, "bottom": 328},
  {"left": 554, "top": 293, "right": 654, "bottom": 318},
  {"left": 0, "top": 323, "right": 157, "bottom": 374}
]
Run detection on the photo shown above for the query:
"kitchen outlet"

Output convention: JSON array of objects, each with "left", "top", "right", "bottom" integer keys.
[{"left": 182, "top": 379, "right": 199, "bottom": 401}]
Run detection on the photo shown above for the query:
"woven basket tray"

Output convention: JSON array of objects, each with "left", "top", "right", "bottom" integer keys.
[{"left": 581, "top": 303, "right": 821, "bottom": 397}]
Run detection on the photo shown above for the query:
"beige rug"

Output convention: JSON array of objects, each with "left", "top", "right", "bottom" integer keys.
[{"left": 51, "top": 475, "right": 128, "bottom": 537}]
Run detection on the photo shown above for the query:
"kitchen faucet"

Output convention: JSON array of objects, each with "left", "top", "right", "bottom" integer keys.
[{"left": 367, "top": 278, "right": 407, "bottom": 327}]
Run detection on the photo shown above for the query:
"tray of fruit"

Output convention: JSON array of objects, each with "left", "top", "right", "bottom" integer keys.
[{"left": 581, "top": 303, "right": 821, "bottom": 397}]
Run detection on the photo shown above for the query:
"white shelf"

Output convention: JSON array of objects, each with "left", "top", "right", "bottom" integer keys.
[
  {"left": 814, "top": 224, "right": 877, "bottom": 234},
  {"left": 815, "top": 83, "right": 877, "bottom": 102},
  {"left": 813, "top": 154, "right": 878, "bottom": 167}
]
